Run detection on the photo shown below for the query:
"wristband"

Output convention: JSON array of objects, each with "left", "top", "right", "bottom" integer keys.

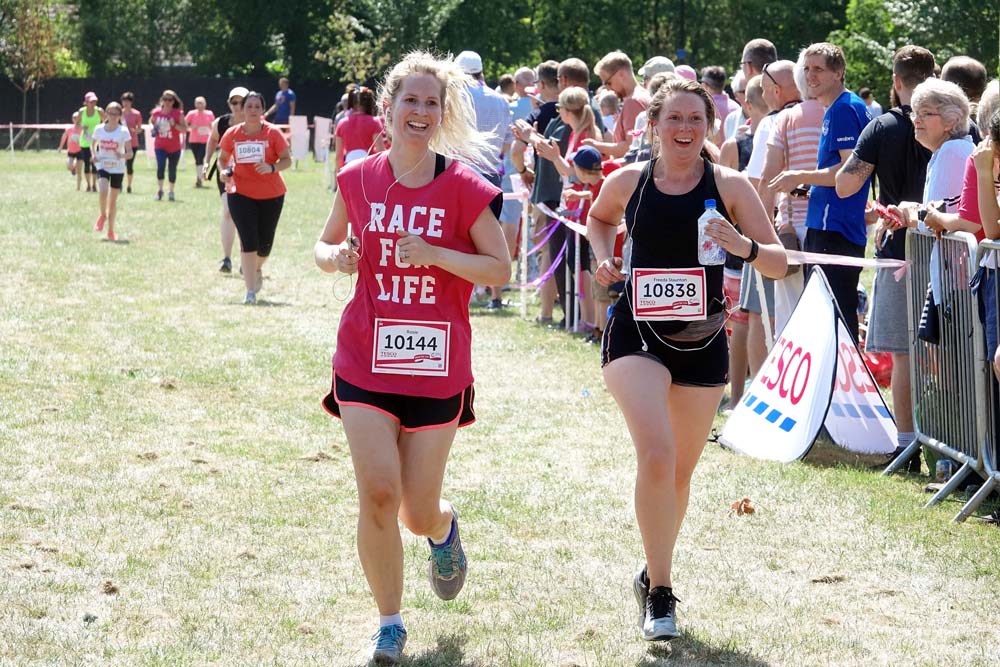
[{"left": 743, "top": 238, "right": 759, "bottom": 263}]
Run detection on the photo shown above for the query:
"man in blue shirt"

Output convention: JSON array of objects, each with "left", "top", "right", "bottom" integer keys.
[
  {"left": 266, "top": 77, "right": 296, "bottom": 124},
  {"left": 769, "top": 42, "right": 872, "bottom": 342}
]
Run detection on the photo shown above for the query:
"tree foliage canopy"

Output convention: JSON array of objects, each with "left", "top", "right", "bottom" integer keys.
[{"left": 11, "top": 0, "right": 1000, "bottom": 91}]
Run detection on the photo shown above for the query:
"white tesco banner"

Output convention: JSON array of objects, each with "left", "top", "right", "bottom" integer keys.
[
  {"left": 289, "top": 115, "right": 309, "bottom": 161},
  {"left": 721, "top": 269, "right": 896, "bottom": 462},
  {"left": 313, "top": 116, "right": 331, "bottom": 163}
]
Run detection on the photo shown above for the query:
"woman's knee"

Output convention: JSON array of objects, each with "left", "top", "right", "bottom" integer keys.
[
  {"left": 636, "top": 444, "right": 675, "bottom": 483},
  {"left": 397, "top": 501, "right": 444, "bottom": 537},
  {"left": 358, "top": 476, "right": 401, "bottom": 516}
]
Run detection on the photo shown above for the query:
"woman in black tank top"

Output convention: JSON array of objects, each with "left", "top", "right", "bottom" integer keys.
[
  {"left": 203, "top": 90, "right": 247, "bottom": 273},
  {"left": 586, "top": 79, "right": 787, "bottom": 643}
]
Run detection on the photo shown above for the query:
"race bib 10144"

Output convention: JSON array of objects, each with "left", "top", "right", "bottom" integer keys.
[
  {"left": 631, "top": 267, "right": 707, "bottom": 321},
  {"left": 372, "top": 319, "right": 450, "bottom": 376},
  {"left": 234, "top": 141, "right": 266, "bottom": 164}
]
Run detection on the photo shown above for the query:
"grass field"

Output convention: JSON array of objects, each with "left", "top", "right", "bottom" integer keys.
[{"left": 2, "top": 151, "right": 999, "bottom": 667}]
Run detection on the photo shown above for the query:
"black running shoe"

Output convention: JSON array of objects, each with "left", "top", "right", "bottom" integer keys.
[{"left": 641, "top": 583, "right": 680, "bottom": 641}]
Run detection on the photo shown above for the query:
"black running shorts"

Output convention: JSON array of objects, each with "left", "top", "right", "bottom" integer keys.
[
  {"left": 323, "top": 373, "right": 476, "bottom": 432},
  {"left": 601, "top": 312, "right": 729, "bottom": 387}
]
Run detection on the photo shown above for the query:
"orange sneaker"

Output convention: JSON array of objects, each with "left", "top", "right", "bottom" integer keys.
[
  {"left": 106, "top": 230, "right": 116, "bottom": 242},
  {"left": 95, "top": 215, "right": 106, "bottom": 232}
]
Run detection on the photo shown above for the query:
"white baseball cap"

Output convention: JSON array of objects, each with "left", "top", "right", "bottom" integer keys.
[
  {"left": 228, "top": 86, "right": 249, "bottom": 101},
  {"left": 455, "top": 51, "right": 483, "bottom": 75}
]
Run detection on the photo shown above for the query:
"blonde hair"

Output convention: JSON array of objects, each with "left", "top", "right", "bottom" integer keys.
[
  {"left": 558, "top": 87, "right": 600, "bottom": 141},
  {"left": 378, "top": 50, "right": 497, "bottom": 170},
  {"left": 594, "top": 51, "right": 634, "bottom": 79},
  {"left": 105, "top": 101, "right": 123, "bottom": 116}
]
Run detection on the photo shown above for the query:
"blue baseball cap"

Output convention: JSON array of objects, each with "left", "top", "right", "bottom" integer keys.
[{"left": 572, "top": 146, "right": 603, "bottom": 171}]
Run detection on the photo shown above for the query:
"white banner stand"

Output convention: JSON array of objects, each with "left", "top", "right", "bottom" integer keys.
[
  {"left": 313, "top": 116, "right": 331, "bottom": 163},
  {"left": 143, "top": 125, "right": 155, "bottom": 163},
  {"left": 721, "top": 269, "right": 896, "bottom": 462},
  {"left": 289, "top": 115, "right": 309, "bottom": 165}
]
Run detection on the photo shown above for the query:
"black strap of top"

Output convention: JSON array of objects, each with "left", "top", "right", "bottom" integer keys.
[{"left": 434, "top": 153, "right": 446, "bottom": 178}]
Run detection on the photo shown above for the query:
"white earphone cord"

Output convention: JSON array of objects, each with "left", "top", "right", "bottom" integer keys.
[{"left": 620, "top": 159, "right": 733, "bottom": 353}]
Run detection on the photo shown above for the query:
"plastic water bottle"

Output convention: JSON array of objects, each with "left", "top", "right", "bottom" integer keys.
[{"left": 697, "top": 199, "right": 727, "bottom": 265}]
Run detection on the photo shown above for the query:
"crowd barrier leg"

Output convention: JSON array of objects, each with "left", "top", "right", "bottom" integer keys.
[
  {"left": 574, "top": 230, "right": 581, "bottom": 332},
  {"left": 519, "top": 202, "right": 530, "bottom": 319},
  {"left": 954, "top": 477, "right": 998, "bottom": 522},
  {"left": 924, "top": 460, "right": 975, "bottom": 508},
  {"left": 882, "top": 438, "right": 923, "bottom": 477}
]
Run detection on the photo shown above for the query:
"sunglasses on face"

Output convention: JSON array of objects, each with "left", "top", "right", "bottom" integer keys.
[{"left": 229, "top": 99, "right": 244, "bottom": 106}]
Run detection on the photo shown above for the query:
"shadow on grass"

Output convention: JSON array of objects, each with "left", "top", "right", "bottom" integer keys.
[
  {"left": 637, "top": 632, "right": 770, "bottom": 667},
  {"left": 349, "top": 634, "right": 481, "bottom": 667}
]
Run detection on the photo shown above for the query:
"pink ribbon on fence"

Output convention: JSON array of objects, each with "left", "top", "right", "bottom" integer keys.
[
  {"left": 527, "top": 222, "right": 560, "bottom": 256},
  {"left": 502, "top": 191, "right": 530, "bottom": 201},
  {"left": 516, "top": 241, "right": 567, "bottom": 288},
  {"left": 536, "top": 202, "right": 589, "bottom": 236},
  {"left": 785, "top": 250, "right": 909, "bottom": 281}
]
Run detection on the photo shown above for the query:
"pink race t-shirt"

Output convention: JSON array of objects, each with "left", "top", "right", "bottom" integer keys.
[
  {"left": 151, "top": 107, "right": 184, "bottom": 152},
  {"left": 185, "top": 109, "right": 215, "bottom": 145},
  {"left": 957, "top": 155, "right": 987, "bottom": 243},
  {"left": 122, "top": 108, "right": 142, "bottom": 148},
  {"left": 335, "top": 113, "right": 384, "bottom": 160},
  {"left": 613, "top": 87, "right": 651, "bottom": 144},
  {"left": 334, "top": 152, "right": 500, "bottom": 398},
  {"left": 63, "top": 127, "right": 81, "bottom": 153}
]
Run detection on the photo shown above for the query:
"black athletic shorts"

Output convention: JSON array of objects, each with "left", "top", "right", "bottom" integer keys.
[
  {"left": 323, "top": 373, "right": 476, "bottom": 432},
  {"left": 80, "top": 146, "right": 94, "bottom": 173},
  {"left": 68, "top": 151, "right": 82, "bottom": 159},
  {"left": 97, "top": 170, "right": 124, "bottom": 189},
  {"left": 601, "top": 312, "right": 729, "bottom": 387}
]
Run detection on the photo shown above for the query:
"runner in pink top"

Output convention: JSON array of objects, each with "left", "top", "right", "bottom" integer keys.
[
  {"left": 57, "top": 111, "right": 84, "bottom": 190},
  {"left": 149, "top": 89, "right": 188, "bottom": 201},
  {"left": 120, "top": 92, "right": 143, "bottom": 193},
  {"left": 185, "top": 96, "right": 215, "bottom": 187},
  {"left": 313, "top": 51, "right": 509, "bottom": 664},
  {"left": 333, "top": 86, "right": 385, "bottom": 187}
]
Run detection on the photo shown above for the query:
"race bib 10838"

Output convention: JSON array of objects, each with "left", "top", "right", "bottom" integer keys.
[{"left": 631, "top": 267, "right": 707, "bottom": 321}]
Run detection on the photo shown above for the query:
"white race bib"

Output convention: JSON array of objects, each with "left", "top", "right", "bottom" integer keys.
[
  {"left": 631, "top": 268, "right": 707, "bottom": 321},
  {"left": 372, "top": 319, "right": 450, "bottom": 377},
  {"left": 234, "top": 141, "right": 266, "bottom": 164},
  {"left": 198, "top": 126, "right": 211, "bottom": 136}
]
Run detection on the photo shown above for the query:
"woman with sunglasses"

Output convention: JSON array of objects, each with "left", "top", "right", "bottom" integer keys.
[
  {"left": 150, "top": 89, "right": 188, "bottom": 201},
  {"left": 204, "top": 87, "right": 248, "bottom": 273},
  {"left": 218, "top": 91, "right": 291, "bottom": 304}
]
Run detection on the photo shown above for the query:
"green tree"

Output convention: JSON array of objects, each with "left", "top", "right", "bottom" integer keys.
[
  {"left": 0, "top": 0, "right": 61, "bottom": 123},
  {"left": 830, "top": 0, "right": 1000, "bottom": 103}
]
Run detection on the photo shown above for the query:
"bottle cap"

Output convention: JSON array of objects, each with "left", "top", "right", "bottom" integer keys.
[{"left": 705, "top": 199, "right": 716, "bottom": 208}]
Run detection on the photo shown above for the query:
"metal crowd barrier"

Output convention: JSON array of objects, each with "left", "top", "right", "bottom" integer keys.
[
  {"left": 955, "top": 240, "right": 1000, "bottom": 521},
  {"left": 884, "top": 229, "right": 990, "bottom": 522}
]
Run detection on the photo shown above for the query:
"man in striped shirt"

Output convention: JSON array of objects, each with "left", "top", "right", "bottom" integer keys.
[{"left": 758, "top": 58, "right": 825, "bottom": 331}]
